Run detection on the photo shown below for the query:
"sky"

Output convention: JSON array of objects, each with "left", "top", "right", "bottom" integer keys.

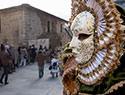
[{"left": 0, "top": 0, "right": 72, "bottom": 20}]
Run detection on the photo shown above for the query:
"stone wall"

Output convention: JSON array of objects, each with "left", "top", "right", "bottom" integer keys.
[
  {"left": 0, "top": 9, "right": 25, "bottom": 48},
  {"left": 0, "top": 4, "right": 71, "bottom": 50},
  {"left": 24, "top": 5, "right": 70, "bottom": 49}
]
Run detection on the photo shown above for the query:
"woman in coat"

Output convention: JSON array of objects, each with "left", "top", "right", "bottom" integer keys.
[{"left": 0, "top": 44, "right": 12, "bottom": 85}]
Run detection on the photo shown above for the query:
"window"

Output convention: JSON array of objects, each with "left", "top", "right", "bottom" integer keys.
[
  {"left": 60, "top": 24, "right": 62, "bottom": 32},
  {"left": 47, "top": 21, "right": 50, "bottom": 32}
]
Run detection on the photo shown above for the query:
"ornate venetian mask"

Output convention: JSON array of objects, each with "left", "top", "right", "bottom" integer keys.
[
  {"left": 69, "top": 11, "right": 95, "bottom": 64},
  {"left": 62, "top": 0, "right": 125, "bottom": 95}
]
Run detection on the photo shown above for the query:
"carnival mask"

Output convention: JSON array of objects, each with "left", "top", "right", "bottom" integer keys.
[
  {"left": 62, "top": 0, "right": 124, "bottom": 94},
  {"left": 69, "top": 11, "right": 95, "bottom": 64}
]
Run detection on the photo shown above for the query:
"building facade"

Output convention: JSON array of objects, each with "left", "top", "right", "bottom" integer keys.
[{"left": 0, "top": 4, "right": 71, "bottom": 49}]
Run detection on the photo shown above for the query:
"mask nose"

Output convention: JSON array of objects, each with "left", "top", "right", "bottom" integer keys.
[{"left": 69, "top": 37, "right": 78, "bottom": 48}]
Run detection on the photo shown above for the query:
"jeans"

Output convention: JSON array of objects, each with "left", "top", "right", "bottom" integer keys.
[
  {"left": 0, "top": 66, "right": 9, "bottom": 83},
  {"left": 38, "top": 66, "right": 44, "bottom": 78},
  {"left": 20, "top": 57, "right": 26, "bottom": 66}
]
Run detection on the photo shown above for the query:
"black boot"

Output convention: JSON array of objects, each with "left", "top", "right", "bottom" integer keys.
[
  {"left": 4, "top": 73, "right": 8, "bottom": 85},
  {"left": 0, "top": 73, "right": 4, "bottom": 84},
  {"left": 0, "top": 80, "right": 3, "bottom": 84},
  {"left": 4, "top": 82, "right": 9, "bottom": 85}
]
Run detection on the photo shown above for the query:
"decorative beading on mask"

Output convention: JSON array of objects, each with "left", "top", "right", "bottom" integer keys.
[
  {"left": 71, "top": 11, "right": 95, "bottom": 35},
  {"left": 69, "top": 11, "right": 96, "bottom": 64}
]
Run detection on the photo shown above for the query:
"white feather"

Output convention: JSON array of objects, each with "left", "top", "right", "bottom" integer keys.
[
  {"left": 96, "top": 52, "right": 104, "bottom": 61},
  {"left": 92, "top": 75, "right": 96, "bottom": 80},
  {"left": 86, "top": 67, "right": 90, "bottom": 74},
  {"left": 99, "top": 70, "right": 103, "bottom": 74},
  {"left": 88, "top": 66, "right": 93, "bottom": 72},
  {"left": 92, "top": 61, "right": 98, "bottom": 68},
  {"left": 95, "top": 72, "right": 99, "bottom": 78},
  {"left": 106, "top": 33, "right": 113, "bottom": 37},
  {"left": 81, "top": 68, "right": 87, "bottom": 74},
  {"left": 99, "top": 40, "right": 104, "bottom": 45},
  {"left": 91, "top": 64, "right": 95, "bottom": 71},
  {"left": 98, "top": 51, "right": 105, "bottom": 58},
  {"left": 89, "top": 76, "right": 93, "bottom": 81},
  {"left": 95, "top": 57, "right": 101, "bottom": 65},
  {"left": 104, "top": 37, "right": 109, "bottom": 42},
  {"left": 97, "top": 27, "right": 102, "bottom": 36},
  {"left": 78, "top": 74, "right": 86, "bottom": 81}
]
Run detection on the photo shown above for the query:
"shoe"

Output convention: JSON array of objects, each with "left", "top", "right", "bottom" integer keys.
[
  {"left": 39, "top": 76, "right": 42, "bottom": 79},
  {"left": 9, "top": 71, "right": 12, "bottom": 74},
  {"left": 56, "top": 74, "right": 58, "bottom": 77},
  {"left": 0, "top": 80, "right": 3, "bottom": 84},
  {"left": 4, "top": 82, "right": 9, "bottom": 85}
]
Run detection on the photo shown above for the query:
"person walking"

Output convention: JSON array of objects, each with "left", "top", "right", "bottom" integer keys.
[
  {"left": 36, "top": 50, "right": 45, "bottom": 79},
  {"left": 30, "top": 45, "right": 37, "bottom": 63},
  {"left": 50, "top": 56, "right": 59, "bottom": 78},
  {"left": 17, "top": 44, "right": 22, "bottom": 67},
  {"left": 0, "top": 44, "right": 12, "bottom": 85},
  {"left": 20, "top": 46, "right": 28, "bottom": 67}
]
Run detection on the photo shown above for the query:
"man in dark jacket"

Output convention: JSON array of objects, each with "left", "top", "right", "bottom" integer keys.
[
  {"left": 30, "top": 45, "right": 37, "bottom": 63},
  {"left": 36, "top": 50, "right": 45, "bottom": 78},
  {"left": 0, "top": 44, "right": 11, "bottom": 85}
]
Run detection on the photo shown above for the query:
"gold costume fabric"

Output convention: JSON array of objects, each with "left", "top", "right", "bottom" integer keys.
[{"left": 62, "top": 0, "right": 125, "bottom": 95}]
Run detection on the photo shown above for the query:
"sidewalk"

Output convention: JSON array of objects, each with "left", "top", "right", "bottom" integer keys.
[{"left": 0, "top": 63, "right": 63, "bottom": 95}]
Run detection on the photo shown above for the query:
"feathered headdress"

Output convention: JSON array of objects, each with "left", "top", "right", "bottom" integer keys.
[{"left": 62, "top": 0, "right": 125, "bottom": 94}]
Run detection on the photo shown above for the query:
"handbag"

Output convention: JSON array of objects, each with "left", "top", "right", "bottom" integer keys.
[
  {"left": 24, "top": 55, "right": 27, "bottom": 59},
  {"left": 49, "top": 65, "right": 52, "bottom": 70}
]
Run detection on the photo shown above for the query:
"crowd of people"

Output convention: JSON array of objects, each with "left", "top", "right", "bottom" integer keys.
[{"left": 0, "top": 43, "right": 63, "bottom": 85}]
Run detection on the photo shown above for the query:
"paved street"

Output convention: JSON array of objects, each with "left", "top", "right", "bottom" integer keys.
[{"left": 0, "top": 63, "right": 63, "bottom": 95}]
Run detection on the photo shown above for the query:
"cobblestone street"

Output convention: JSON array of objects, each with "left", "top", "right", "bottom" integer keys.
[{"left": 0, "top": 63, "right": 63, "bottom": 95}]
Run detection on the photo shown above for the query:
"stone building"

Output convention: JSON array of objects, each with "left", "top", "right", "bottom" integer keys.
[{"left": 0, "top": 4, "right": 71, "bottom": 49}]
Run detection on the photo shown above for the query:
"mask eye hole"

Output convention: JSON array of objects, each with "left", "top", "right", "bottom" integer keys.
[{"left": 78, "top": 34, "right": 90, "bottom": 40}]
